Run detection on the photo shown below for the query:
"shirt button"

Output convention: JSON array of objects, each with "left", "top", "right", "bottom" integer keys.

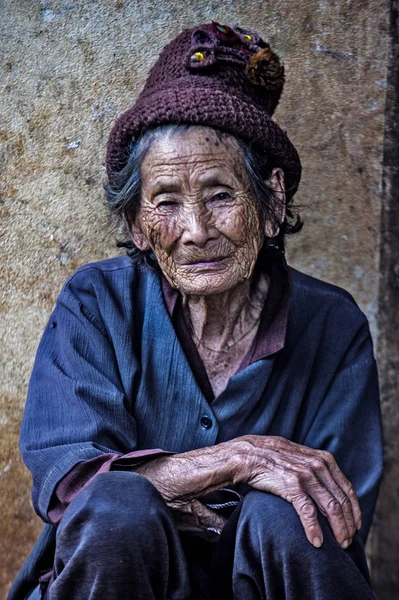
[{"left": 200, "top": 415, "right": 212, "bottom": 429}]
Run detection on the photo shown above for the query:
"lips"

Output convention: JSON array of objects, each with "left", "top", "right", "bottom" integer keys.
[{"left": 181, "top": 255, "right": 230, "bottom": 267}]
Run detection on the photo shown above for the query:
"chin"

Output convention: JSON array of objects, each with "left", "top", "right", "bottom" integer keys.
[{"left": 171, "top": 271, "right": 250, "bottom": 296}]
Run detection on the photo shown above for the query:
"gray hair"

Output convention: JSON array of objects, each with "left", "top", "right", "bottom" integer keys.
[{"left": 105, "top": 124, "right": 302, "bottom": 269}]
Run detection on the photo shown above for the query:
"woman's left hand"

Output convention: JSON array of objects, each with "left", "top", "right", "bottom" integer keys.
[
  {"left": 169, "top": 498, "right": 228, "bottom": 534},
  {"left": 235, "top": 434, "right": 362, "bottom": 549}
]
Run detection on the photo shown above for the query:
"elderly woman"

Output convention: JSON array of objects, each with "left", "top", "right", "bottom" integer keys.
[{"left": 9, "top": 22, "right": 382, "bottom": 600}]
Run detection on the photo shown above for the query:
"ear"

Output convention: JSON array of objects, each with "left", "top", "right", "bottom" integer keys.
[
  {"left": 264, "top": 167, "right": 286, "bottom": 238},
  {"left": 124, "top": 213, "right": 151, "bottom": 252}
]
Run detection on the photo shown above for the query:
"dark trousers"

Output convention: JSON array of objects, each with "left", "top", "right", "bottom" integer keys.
[{"left": 38, "top": 471, "right": 375, "bottom": 600}]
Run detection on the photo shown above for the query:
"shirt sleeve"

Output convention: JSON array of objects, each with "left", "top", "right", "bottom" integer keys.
[
  {"left": 20, "top": 282, "right": 174, "bottom": 523},
  {"left": 47, "top": 449, "right": 175, "bottom": 524},
  {"left": 302, "top": 318, "right": 383, "bottom": 545}
]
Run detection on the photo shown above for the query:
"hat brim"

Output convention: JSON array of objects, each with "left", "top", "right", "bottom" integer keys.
[{"left": 107, "top": 84, "right": 301, "bottom": 198}]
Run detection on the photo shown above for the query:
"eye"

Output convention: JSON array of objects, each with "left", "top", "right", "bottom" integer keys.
[
  {"left": 211, "top": 192, "right": 232, "bottom": 202},
  {"left": 157, "top": 200, "right": 178, "bottom": 208}
]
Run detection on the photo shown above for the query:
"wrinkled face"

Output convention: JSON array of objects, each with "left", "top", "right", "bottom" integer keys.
[{"left": 131, "top": 127, "right": 274, "bottom": 296}]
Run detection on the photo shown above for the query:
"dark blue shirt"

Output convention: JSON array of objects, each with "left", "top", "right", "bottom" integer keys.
[{"left": 13, "top": 255, "right": 383, "bottom": 599}]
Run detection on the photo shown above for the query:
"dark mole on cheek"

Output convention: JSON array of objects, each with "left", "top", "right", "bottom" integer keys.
[
  {"left": 205, "top": 137, "right": 210, "bottom": 142},
  {"left": 215, "top": 141, "right": 220, "bottom": 146}
]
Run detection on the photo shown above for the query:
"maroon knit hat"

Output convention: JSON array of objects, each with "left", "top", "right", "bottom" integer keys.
[{"left": 106, "top": 22, "right": 301, "bottom": 198}]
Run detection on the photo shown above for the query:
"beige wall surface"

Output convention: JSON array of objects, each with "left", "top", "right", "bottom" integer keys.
[{"left": 1, "top": 0, "right": 395, "bottom": 598}]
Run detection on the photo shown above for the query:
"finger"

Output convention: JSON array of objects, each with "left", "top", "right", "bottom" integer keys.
[
  {"left": 275, "top": 452, "right": 356, "bottom": 544},
  {"left": 320, "top": 475, "right": 356, "bottom": 544},
  {"left": 263, "top": 454, "right": 350, "bottom": 546},
  {"left": 320, "top": 451, "right": 362, "bottom": 531},
  {"left": 286, "top": 444, "right": 362, "bottom": 533},
  {"left": 310, "top": 458, "right": 356, "bottom": 542},
  {"left": 305, "top": 479, "right": 350, "bottom": 547},
  {"left": 190, "top": 499, "right": 227, "bottom": 531},
  {"left": 289, "top": 494, "right": 324, "bottom": 548}
]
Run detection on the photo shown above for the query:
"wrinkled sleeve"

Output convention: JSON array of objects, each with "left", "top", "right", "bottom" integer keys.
[
  {"left": 47, "top": 450, "right": 174, "bottom": 525},
  {"left": 20, "top": 284, "right": 173, "bottom": 523},
  {"left": 303, "top": 319, "right": 383, "bottom": 545}
]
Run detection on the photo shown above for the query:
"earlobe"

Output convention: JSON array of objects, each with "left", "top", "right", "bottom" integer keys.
[
  {"left": 264, "top": 168, "right": 286, "bottom": 238},
  {"left": 124, "top": 214, "right": 151, "bottom": 252},
  {"left": 264, "top": 220, "right": 279, "bottom": 238}
]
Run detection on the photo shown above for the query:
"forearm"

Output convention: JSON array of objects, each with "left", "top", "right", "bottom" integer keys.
[
  {"left": 48, "top": 449, "right": 175, "bottom": 525},
  {"left": 133, "top": 432, "right": 363, "bottom": 548},
  {"left": 132, "top": 439, "right": 243, "bottom": 507}
]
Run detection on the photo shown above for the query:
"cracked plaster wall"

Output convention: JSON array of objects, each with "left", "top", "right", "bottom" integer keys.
[{"left": 0, "top": 1, "right": 394, "bottom": 598}]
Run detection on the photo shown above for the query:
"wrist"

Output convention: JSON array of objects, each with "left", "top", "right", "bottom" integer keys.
[
  {"left": 214, "top": 439, "right": 246, "bottom": 487},
  {"left": 227, "top": 434, "right": 278, "bottom": 485},
  {"left": 135, "top": 440, "right": 245, "bottom": 502},
  {"left": 226, "top": 436, "right": 253, "bottom": 485}
]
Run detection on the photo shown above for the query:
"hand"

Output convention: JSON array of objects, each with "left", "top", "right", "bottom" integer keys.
[
  {"left": 235, "top": 435, "right": 362, "bottom": 548},
  {"left": 169, "top": 498, "right": 228, "bottom": 534},
  {"left": 131, "top": 450, "right": 235, "bottom": 534}
]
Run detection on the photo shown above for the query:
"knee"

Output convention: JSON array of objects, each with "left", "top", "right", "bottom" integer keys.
[
  {"left": 57, "top": 471, "right": 168, "bottom": 547},
  {"left": 238, "top": 490, "right": 307, "bottom": 548}
]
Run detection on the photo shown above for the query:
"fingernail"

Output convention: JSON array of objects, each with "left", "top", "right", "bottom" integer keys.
[
  {"left": 312, "top": 537, "right": 322, "bottom": 548},
  {"left": 341, "top": 539, "right": 350, "bottom": 549}
]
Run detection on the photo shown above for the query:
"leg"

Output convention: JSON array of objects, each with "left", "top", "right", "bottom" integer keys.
[
  {"left": 210, "top": 490, "right": 376, "bottom": 600},
  {"left": 179, "top": 532, "right": 216, "bottom": 600},
  {"left": 45, "top": 471, "right": 191, "bottom": 600}
]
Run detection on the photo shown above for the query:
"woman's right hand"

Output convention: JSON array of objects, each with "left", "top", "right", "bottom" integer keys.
[{"left": 233, "top": 435, "right": 362, "bottom": 548}]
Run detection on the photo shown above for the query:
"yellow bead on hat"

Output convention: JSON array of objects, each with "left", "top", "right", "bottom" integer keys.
[{"left": 190, "top": 51, "right": 205, "bottom": 62}]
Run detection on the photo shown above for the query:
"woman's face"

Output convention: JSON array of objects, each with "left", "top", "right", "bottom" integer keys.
[{"left": 131, "top": 127, "right": 281, "bottom": 295}]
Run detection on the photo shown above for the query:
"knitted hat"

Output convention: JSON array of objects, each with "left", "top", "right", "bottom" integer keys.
[{"left": 106, "top": 21, "right": 301, "bottom": 198}]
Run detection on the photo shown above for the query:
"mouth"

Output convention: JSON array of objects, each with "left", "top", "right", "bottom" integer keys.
[{"left": 181, "top": 256, "right": 231, "bottom": 268}]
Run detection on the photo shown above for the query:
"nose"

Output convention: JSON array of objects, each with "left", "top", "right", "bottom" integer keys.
[{"left": 180, "top": 207, "right": 219, "bottom": 248}]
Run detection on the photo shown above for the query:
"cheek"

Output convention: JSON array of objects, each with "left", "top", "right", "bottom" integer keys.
[
  {"left": 214, "top": 201, "right": 262, "bottom": 247},
  {"left": 141, "top": 211, "right": 182, "bottom": 253}
]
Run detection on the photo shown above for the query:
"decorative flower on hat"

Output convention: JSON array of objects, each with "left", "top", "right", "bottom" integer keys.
[{"left": 187, "top": 21, "right": 285, "bottom": 93}]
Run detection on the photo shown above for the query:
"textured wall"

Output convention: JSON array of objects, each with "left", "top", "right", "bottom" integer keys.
[
  {"left": 0, "top": 0, "right": 393, "bottom": 597},
  {"left": 369, "top": 2, "right": 399, "bottom": 596}
]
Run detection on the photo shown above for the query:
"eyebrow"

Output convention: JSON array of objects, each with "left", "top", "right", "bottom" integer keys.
[
  {"left": 151, "top": 180, "right": 182, "bottom": 197},
  {"left": 196, "top": 172, "right": 235, "bottom": 189},
  {"left": 150, "top": 172, "right": 236, "bottom": 198}
]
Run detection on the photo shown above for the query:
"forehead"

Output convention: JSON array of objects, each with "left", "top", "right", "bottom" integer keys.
[{"left": 140, "top": 127, "right": 246, "bottom": 184}]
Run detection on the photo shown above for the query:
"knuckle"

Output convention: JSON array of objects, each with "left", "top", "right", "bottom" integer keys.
[
  {"left": 347, "top": 485, "right": 358, "bottom": 498},
  {"left": 309, "top": 457, "right": 325, "bottom": 472},
  {"left": 319, "top": 449, "right": 333, "bottom": 463},
  {"left": 341, "top": 496, "right": 352, "bottom": 509},
  {"left": 301, "top": 466, "right": 315, "bottom": 480},
  {"left": 326, "top": 498, "right": 342, "bottom": 515},
  {"left": 297, "top": 465, "right": 313, "bottom": 482},
  {"left": 285, "top": 473, "right": 300, "bottom": 488},
  {"left": 321, "top": 450, "right": 338, "bottom": 470},
  {"left": 300, "top": 502, "right": 317, "bottom": 519}
]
